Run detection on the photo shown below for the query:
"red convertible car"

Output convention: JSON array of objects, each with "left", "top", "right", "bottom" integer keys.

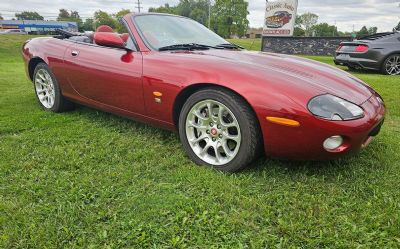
[{"left": 22, "top": 13, "right": 385, "bottom": 172}]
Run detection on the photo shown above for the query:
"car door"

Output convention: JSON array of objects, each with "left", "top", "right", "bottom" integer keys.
[{"left": 64, "top": 40, "right": 144, "bottom": 114}]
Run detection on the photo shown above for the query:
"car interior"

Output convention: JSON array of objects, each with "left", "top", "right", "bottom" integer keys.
[{"left": 66, "top": 25, "right": 133, "bottom": 49}]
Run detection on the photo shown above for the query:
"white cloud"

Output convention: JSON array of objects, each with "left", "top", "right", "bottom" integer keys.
[{"left": 0, "top": 0, "right": 399, "bottom": 32}]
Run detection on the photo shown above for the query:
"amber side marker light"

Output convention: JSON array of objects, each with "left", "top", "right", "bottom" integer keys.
[
  {"left": 266, "top": 117, "right": 300, "bottom": 127},
  {"left": 153, "top": 91, "right": 163, "bottom": 97}
]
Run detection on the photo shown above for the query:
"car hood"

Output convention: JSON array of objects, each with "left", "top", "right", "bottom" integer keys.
[{"left": 173, "top": 49, "right": 373, "bottom": 105}]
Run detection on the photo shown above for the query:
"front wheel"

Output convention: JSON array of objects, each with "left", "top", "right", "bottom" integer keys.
[
  {"left": 382, "top": 54, "right": 400, "bottom": 75},
  {"left": 178, "top": 88, "right": 262, "bottom": 172}
]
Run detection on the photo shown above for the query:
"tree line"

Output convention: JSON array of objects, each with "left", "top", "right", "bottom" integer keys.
[
  {"left": 294, "top": 12, "right": 381, "bottom": 38},
  {"left": 1, "top": 7, "right": 399, "bottom": 38},
  {"left": 148, "top": 0, "right": 249, "bottom": 38},
  {"left": 2, "top": 9, "right": 131, "bottom": 33},
  {"left": 0, "top": 0, "right": 250, "bottom": 38}
]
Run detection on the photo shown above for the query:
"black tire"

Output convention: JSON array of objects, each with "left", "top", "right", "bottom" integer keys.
[
  {"left": 347, "top": 65, "right": 358, "bottom": 71},
  {"left": 33, "top": 63, "right": 74, "bottom": 112},
  {"left": 381, "top": 54, "right": 400, "bottom": 75},
  {"left": 178, "top": 87, "right": 262, "bottom": 172}
]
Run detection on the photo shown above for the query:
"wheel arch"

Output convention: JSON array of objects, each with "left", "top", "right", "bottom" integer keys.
[
  {"left": 380, "top": 52, "right": 400, "bottom": 74},
  {"left": 28, "top": 57, "right": 47, "bottom": 81},
  {"left": 172, "top": 83, "right": 260, "bottom": 129},
  {"left": 380, "top": 51, "right": 400, "bottom": 65}
]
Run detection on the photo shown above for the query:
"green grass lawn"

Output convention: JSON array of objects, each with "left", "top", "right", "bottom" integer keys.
[
  {"left": 1, "top": 35, "right": 400, "bottom": 248},
  {"left": 228, "top": 38, "right": 262, "bottom": 51}
]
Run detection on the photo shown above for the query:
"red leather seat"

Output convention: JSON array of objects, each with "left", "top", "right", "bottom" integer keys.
[{"left": 96, "top": 25, "right": 113, "bottom": 33}]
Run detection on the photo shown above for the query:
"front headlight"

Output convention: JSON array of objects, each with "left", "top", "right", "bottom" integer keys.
[{"left": 308, "top": 94, "right": 364, "bottom": 121}]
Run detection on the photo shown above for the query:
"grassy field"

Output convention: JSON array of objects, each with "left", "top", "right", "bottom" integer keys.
[
  {"left": 1, "top": 35, "right": 400, "bottom": 248},
  {"left": 228, "top": 38, "right": 262, "bottom": 51}
]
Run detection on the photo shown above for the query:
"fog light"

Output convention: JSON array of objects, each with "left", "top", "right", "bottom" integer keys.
[{"left": 323, "top": 135, "right": 344, "bottom": 151}]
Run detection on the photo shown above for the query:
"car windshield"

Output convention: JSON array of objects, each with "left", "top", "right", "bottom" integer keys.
[{"left": 134, "top": 14, "right": 227, "bottom": 50}]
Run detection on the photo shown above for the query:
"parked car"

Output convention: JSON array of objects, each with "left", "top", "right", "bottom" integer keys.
[
  {"left": 22, "top": 13, "right": 385, "bottom": 172},
  {"left": 334, "top": 32, "right": 400, "bottom": 75},
  {"left": 265, "top": 11, "right": 292, "bottom": 28},
  {"left": 0, "top": 29, "right": 27, "bottom": 35}
]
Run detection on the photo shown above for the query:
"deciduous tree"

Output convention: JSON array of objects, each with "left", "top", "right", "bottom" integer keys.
[
  {"left": 294, "top": 16, "right": 305, "bottom": 36},
  {"left": 395, "top": 21, "right": 400, "bottom": 31},
  {"left": 212, "top": 0, "right": 249, "bottom": 38},
  {"left": 57, "top": 9, "right": 70, "bottom": 20},
  {"left": 312, "top": 23, "right": 338, "bottom": 37},
  {"left": 297, "top": 12, "right": 318, "bottom": 36},
  {"left": 368, "top": 27, "right": 378, "bottom": 35},
  {"left": 149, "top": 4, "right": 177, "bottom": 14},
  {"left": 57, "top": 9, "right": 83, "bottom": 31},
  {"left": 82, "top": 18, "right": 94, "bottom": 31},
  {"left": 93, "top": 10, "right": 117, "bottom": 30},
  {"left": 357, "top": 26, "right": 369, "bottom": 37},
  {"left": 15, "top": 11, "right": 44, "bottom": 20},
  {"left": 114, "top": 9, "right": 131, "bottom": 33},
  {"left": 149, "top": 1, "right": 209, "bottom": 26}
]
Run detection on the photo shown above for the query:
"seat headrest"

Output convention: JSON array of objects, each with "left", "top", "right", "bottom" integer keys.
[
  {"left": 96, "top": 25, "right": 113, "bottom": 33},
  {"left": 94, "top": 32, "right": 124, "bottom": 47},
  {"left": 120, "top": 33, "right": 129, "bottom": 42}
]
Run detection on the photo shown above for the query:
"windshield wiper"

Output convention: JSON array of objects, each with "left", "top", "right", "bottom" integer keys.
[
  {"left": 158, "top": 43, "right": 217, "bottom": 51},
  {"left": 215, "top": 43, "right": 244, "bottom": 49}
]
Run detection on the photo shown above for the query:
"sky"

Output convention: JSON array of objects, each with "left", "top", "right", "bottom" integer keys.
[{"left": 0, "top": 0, "right": 399, "bottom": 32}]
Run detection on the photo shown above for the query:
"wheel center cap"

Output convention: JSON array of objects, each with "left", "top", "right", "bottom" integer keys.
[{"left": 210, "top": 128, "right": 218, "bottom": 136}]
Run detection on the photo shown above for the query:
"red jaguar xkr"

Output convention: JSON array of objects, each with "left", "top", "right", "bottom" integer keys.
[{"left": 22, "top": 13, "right": 385, "bottom": 172}]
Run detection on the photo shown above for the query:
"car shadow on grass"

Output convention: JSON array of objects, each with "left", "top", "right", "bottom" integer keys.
[{"left": 67, "top": 105, "right": 390, "bottom": 181}]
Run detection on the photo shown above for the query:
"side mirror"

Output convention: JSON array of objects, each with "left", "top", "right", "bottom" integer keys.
[{"left": 94, "top": 32, "right": 125, "bottom": 48}]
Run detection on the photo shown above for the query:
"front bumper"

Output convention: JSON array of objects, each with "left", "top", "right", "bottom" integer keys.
[{"left": 260, "top": 93, "right": 385, "bottom": 160}]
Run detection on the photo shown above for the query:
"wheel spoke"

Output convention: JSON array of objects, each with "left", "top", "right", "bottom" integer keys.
[
  {"left": 223, "top": 120, "right": 238, "bottom": 128},
  {"left": 36, "top": 89, "right": 46, "bottom": 94},
  {"left": 221, "top": 140, "right": 233, "bottom": 157},
  {"left": 223, "top": 132, "right": 240, "bottom": 142},
  {"left": 37, "top": 72, "right": 46, "bottom": 82},
  {"left": 206, "top": 102, "right": 213, "bottom": 117},
  {"left": 200, "top": 142, "right": 212, "bottom": 156},
  {"left": 218, "top": 106, "right": 225, "bottom": 124},
  {"left": 214, "top": 143, "right": 222, "bottom": 163},
  {"left": 188, "top": 120, "right": 206, "bottom": 130},
  {"left": 190, "top": 135, "right": 208, "bottom": 145},
  {"left": 193, "top": 110, "right": 208, "bottom": 121}
]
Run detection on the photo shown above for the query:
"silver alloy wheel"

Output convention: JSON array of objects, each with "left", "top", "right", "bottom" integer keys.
[
  {"left": 34, "top": 69, "right": 55, "bottom": 109},
  {"left": 185, "top": 99, "right": 241, "bottom": 166},
  {"left": 385, "top": 55, "right": 400, "bottom": 75}
]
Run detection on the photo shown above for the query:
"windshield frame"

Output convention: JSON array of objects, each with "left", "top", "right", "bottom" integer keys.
[{"left": 132, "top": 13, "right": 227, "bottom": 51}]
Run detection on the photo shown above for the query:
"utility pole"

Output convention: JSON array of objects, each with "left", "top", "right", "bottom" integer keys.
[
  {"left": 208, "top": 0, "right": 211, "bottom": 28},
  {"left": 135, "top": 0, "right": 142, "bottom": 13}
]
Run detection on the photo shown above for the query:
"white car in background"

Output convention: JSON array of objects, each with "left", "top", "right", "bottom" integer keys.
[{"left": 0, "top": 29, "right": 27, "bottom": 35}]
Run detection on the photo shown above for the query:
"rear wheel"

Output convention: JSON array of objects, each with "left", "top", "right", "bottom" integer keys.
[
  {"left": 178, "top": 88, "right": 262, "bottom": 172},
  {"left": 382, "top": 54, "right": 400, "bottom": 75},
  {"left": 33, "top": 63, "right": 74, "bottom": 112}
]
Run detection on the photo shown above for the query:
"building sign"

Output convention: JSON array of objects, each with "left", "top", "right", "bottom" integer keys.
[{"left": 263, "top": 0, "right": 298, "bottom": 37}]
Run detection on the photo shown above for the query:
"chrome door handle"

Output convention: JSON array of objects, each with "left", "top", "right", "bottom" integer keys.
[{"left": 71, "top": 50, "right": 79, "bottom": 56}]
